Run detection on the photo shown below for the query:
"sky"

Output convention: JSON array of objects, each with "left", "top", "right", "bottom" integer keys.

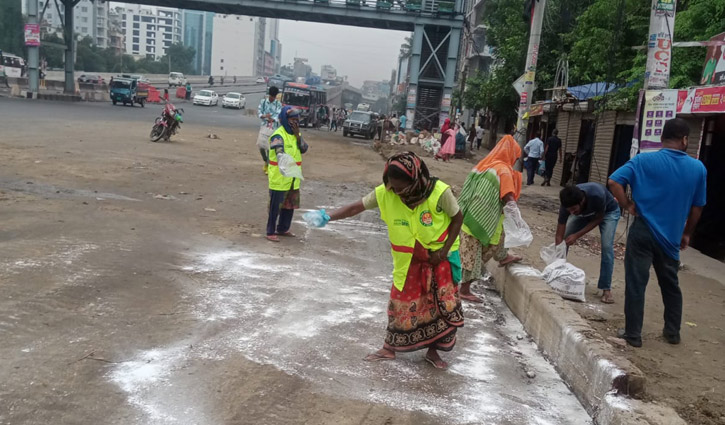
[{"left": 278, "top": 21, "right": 408, "bottom": 87}]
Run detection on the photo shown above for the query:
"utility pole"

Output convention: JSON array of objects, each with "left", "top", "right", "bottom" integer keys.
[
  {"left": 63, "top": 0, "right": 76, "bottom": 94},
  {"left": 27, "top": 0, "right": 40, "bottom": 95},
  {"left": 644, "top": 0, "right": 677, "bottom": 90},
  {"left": 514, "top": 0, "right": 547, "bottom": 162}
]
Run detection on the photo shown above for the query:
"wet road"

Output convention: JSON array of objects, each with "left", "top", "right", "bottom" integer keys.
[{"left": 0, "top": 97, "right": 592, "bottom": 424}]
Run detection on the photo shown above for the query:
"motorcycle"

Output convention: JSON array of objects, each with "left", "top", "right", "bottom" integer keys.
[{"left": 150, "top": 103, "right": 184, "bottom": 142}]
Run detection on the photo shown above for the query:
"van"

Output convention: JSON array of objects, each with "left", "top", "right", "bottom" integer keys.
[{"left": 168, "top": 72, "right": 186, "bottom": 87}]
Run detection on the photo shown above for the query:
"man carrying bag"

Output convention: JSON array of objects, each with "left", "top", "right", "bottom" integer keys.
[{"left": 257, "top": 86, "right": 282, "bottom": 174}]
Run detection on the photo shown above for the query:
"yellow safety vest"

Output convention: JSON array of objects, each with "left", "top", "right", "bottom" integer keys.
[
  {"left": 376, "top": 180, "right": 460, "bottom": 291},
  {"left": 268, "top": 127, "right": 302, "bottom": 191}
]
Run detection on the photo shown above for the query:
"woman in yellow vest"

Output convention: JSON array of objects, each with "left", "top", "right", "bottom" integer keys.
[
  {"left": 307, "top": 152, "right": 464, "bottom": 369},
  {"left": 266, "top": 106, "right": 308, "bottom": 242}
]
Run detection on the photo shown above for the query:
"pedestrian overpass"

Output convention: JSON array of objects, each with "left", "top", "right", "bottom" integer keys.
[{"left": 35, "top": 0, "right": 465, "bottom": 129}]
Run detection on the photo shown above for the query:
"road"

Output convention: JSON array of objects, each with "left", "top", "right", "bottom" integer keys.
[{"left": 0, "top": 97, "right": 591, "bottom": 425}]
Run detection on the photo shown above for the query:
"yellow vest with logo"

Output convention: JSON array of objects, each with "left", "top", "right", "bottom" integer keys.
[
  {"left": 376, "top": 180, "right": 460, "bottom": 291},
  {"left": 268, "top": 127, "right": 302, "bottom": 191}
]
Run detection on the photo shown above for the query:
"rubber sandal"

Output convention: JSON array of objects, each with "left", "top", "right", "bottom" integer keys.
[
  {"left": 601, "top": 294, "right": 615, "bottom": 304},
  {"left": 424, "top": 356, "right": 448, "bottom": 370},
  {"left": 277, "top": 232, "right": 296, "bottom": 237},
  {"left": 460, "top": 293, "right": 483, "bottom": 303},
  {"left": 266, "top": 235, "right": 280, "bottom": 242},
  {"left": 499, "top": 256, "right": 523, "bottom": 267}
]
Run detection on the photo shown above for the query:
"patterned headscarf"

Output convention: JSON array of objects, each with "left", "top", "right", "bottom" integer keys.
[
  {"left": 279, "top": 106, "right": 301, "bottom": 134},
  {"left": 383, "top": 152, "right": 437, "bottom": 208}
]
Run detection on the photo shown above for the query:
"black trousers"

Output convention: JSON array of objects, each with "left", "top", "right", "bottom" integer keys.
[
  {"left": 544, "top": 156, "right": 557, "bottom": 180},
  {"left": 624, "top": 218, "right": 682, "bottom": 340}
]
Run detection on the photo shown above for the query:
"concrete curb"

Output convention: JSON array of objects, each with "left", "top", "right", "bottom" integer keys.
[{"left": 488, "top": 260, "right": 686, "bottom": 425}]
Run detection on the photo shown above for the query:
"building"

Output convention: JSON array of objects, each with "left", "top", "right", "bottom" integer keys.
[
  {"left": 108, "top": 6, "right": 125, "bottom": 55},
  {"left": 211, "top": 14, "right": 266, "bottom": 77},
  {"left": 321, "top": 65, "right": 337, "bottom": 83},
  {"left": 293, "top": 57, "right": 311, "bottom": 79},
  {"left": 361, "top": 80, "right": 390, "bottom": 102},
  {"left": 457, "top": 0, "right": 495, "bottom": 124},
  {"left": 265, "top": 19, "right": 282, "bottom": 74},
  {"left": 183, "top": 10, "right": 214, "bottom": 75},
  {"left": 38, "top": 0, "right": 109, "bottom": 48},
  {"left": 118, "top": 4, "right": 182, "bottom": 60}
]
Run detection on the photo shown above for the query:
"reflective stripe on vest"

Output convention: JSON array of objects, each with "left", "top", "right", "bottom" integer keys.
[
  {"left": 267, "top": 127, "right": 302, "bottom": 191},
  {"left": 376, "top": 180, "right": 460, "bottom": 291}
]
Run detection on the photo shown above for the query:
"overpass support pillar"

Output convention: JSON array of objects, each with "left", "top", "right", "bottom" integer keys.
[
  {"left": 63, "top": 0, "right": 76, "bottom": 94},
  {"left": 407, "top": 23, "right": 462, "bottom": 131}
]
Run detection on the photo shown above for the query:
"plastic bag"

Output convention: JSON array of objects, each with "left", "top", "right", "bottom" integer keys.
[
  {"left": 540, "top": 242, "right": 567, "bottom": 265},
  {"left": 303, "top": 209, "right": 330, "bottom": 228},
  {"left": 537, "top": 160, "right": 546, "bottom": 176},
  {"left": 541, "top": 259, "right": 587, "bottom": 302},
  {"left": 277, "top": 153, "right": 304, "bottom": 180},
  {"left": 502, "top": 201, "right": 533, "bottom": 248},
  {"left": 256, "top": 125, "right": 274, "bottom": 150}
]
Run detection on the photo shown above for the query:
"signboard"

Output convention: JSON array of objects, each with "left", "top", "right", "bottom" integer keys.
[
  {"left": 406, "top": 87, "right": 417, "bottom": 109},
  {"left": 640, "top": 89, "right": 678, "bottom": 151},
  {"left": 519, "top": 91, "right": 528, "bottom": 106},
  {"left": 529, "top": 103, "right": 544, "bottom": 116},
  {"left": 24, "top": 24, "right": 40, "bottom": 47},
  {"left": 644, "top": 0, "right": 676, "bottom": 89},
  {"left": 700, "top": 32, "right": 725, "bottom": 86},
  {"left": 677, "top": 85, "right": 725, "bottom": 114},
  {"left": 441, "top": 93, "right": 451, "bottom": 110}
]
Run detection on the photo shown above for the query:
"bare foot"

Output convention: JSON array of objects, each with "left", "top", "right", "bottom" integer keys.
[
  {"left": 364, "top": 349, "right": 395, "bottom": 362},
  {"left": 424, "top": 348, "right": 448, "bottom": 370},
  {"left": 601, "top": 290, "right": 614, "bottom": 304},
  {"left": 499, "top": 254, "right": 523, "bottom": 267}
]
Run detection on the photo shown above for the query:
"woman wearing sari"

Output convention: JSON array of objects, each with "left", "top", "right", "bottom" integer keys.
[
  {"left": 457, "top": 135, "right": 523, "bottom": 302},
  {"left": 436, "top": 123, "right": 457, "bottom": 162},
  {"left": 308, "top": 152, "right": 464, "bottom": 369}
]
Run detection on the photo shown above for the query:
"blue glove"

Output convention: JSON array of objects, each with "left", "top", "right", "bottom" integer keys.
[{"left": 303, "top": 209, "right": 331, "bottom": 228}]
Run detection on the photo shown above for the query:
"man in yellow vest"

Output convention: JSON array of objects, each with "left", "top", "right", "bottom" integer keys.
[
  {"left": 305, "top": 152, "right": 464, "bottom": 369},
  {"left": 266, "top": 106, "right": 308, "bottom": 242}
]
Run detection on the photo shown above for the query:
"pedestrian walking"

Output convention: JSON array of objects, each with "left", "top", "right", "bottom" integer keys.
[
  {"left": 608, "top": 118, "right": 707, "bottom": 347},
  {"left": 523, "top": 132, "right": 544, "bottom": 185},
  {"left": 185, "top": 82, "right": 192, "bottom": 100},
  {"left": 457, "top": 135, "right": 524, "bottom": 302},
  {"left": 308, "top": 152, "right": 464, "bottom": 369},
  {"left": 436, "top": 124, "right": 457, "bottom": 162},
  {"left": 555, "top": 183, "right": 621, "bottom": 304},
  {"left": 266, "top": 106, "right": 308, "bottom": 242},
  {"left": 390, "top": 114, "right": 399, "bottom": 132},
  {"left": 399, "top": 113, "right": 407, "bottom": 132},
  {"left": 163, "top": 88, "right": 169, "bottom": 103},
  {"left": 542, "top": 129, "right": 562, "bottom": 186},
  {"left": 467, "top": 123, "right": 476, "bottom": 151},
  {"left": 475, "top": 124, "right": 484, "bottom": 150},
  {"left": 329, "top": 107, "right": 337, "bottom": 131},
  {"left": 257, "top": 86, "right": 283, "bottom": 175}
]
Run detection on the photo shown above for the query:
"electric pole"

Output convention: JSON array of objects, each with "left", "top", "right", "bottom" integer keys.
[
  {"left": 27, "top": 0, "right": 40, "bottom": 95},
  {"left": 514, "top": 0, "right": 547, "bottom": 164},
  {"left": 644, "top": 0, "right": 677, "bottom": 90}
]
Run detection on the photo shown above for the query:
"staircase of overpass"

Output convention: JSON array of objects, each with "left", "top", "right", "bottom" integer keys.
[{"left": 37, "top": 0, "right": 465, "bottom": 130}]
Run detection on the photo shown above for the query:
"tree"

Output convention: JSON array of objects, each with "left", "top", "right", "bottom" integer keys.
[
  {"left": 159, "top": 43, "right": 196, "bottom": 75},
  {"left": 0, "top": 0, "right": 24, "bottom": 56},
  {"left": 670, "top": 0, "right": 725, "bottom": 88},
  {"left": 40, "top": 33, "right": 64, "bottom": 69}
]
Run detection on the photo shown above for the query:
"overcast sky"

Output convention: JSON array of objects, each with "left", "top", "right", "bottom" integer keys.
[{"left": 278, "top": 21, "right": 408, "bottom": 87}]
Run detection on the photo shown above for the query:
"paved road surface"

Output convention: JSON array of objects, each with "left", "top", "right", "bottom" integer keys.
[{"left": 0, "top": 97, "right": 592, "bottom": 425}]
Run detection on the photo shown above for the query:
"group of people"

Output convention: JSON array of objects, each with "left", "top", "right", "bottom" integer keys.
[
  {"left": 435, "top": 118, "right": 485, "bottom": 162},
  {"left": 256, "top": 86, "right": 705, "bottom": 363},
  {"left": 523, "top": 129, "right": 562, "bottom": 186}
]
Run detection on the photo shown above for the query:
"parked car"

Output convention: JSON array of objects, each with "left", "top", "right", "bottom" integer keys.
[
  {"left": 343, "top": 110, "right": 377, "bottom": 139},
  {"left": 77, "top": 74, "right": 104, "bottom": 84},
  {"left": 221, "top": 92, "right": 246, "bottom": 109},
  {"left": 256, "top": 76, "right": 266, "bottom": 84},
  {"left": 193, "top": 90, "right": 219, "bottom": 106},
  {"left": 168, "top": 72, "right": 186, "bottom": 87}
]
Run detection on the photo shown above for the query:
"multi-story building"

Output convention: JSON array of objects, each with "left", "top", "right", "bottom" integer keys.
[
  {"left": 265, "top": 18, "right": 281, "bottom": 74},
  {"left": 118, "top": 4, "right": 182, "bottom": 60},
  {"left": 458, "top": 0, "right": 495, "bottom": 122},
  {"left": 38, "top": 0, "right": 109, "bottom": 48},
  {"left": 362, "top": 80, "right": 390, "bottom": 102},
  {"left": 108, "top": 6, "right": 125, "bottom": 55},
  {"left": 183, "top": 10, "right": 214, "bottom": 75},
  {"left": 321, "top": 65, "right": 337, "bottom": 83},
  {"left": 210, "top": 14, "right": 266, "bottom": 77}
]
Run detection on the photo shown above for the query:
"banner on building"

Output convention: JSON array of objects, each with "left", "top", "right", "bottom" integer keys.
[
  {"left": 677, "top": 85, "right": 725, "bottom": 114},
  {"left": 644, "top": 0, "right": 676, "bottom": 89},
  {"left": 640, "top": 89, "right": 678, "bottom": 151},
  {"left": 700, "top": 32, "right": 725, "bottom": 86},
  {"left": 24, "top": 24, "right": 40, "bottom": 47}
]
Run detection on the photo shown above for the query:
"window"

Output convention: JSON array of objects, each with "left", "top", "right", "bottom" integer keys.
[
  {"left": 132, "top": 30, "right": 139, "bottom": 36},
  {"left": 132, "top": 37, "right": 139, "bottom": 43},
  {"left": 81, "top": 6, "right": 87, "bottom": 12},
  {"left": 132, "top": 44, "right": 139, "bottom": 51},
  {"left": 81, "top": 17, "right": 88, "bottom": 23},
  {"left": 133, "top": 15, "right": 139, "bottom": 21},
  {"left": 133, "top": 23, "right": 139, "bottom": 29},
  {"left": 147, "top": 32, "right": 154, "bottom": 38},
  {"left": 164, "top": 34, "right": 171, "bottom": 40},
  {"left": 81, "top": 27, "right": 88, "bottom": 33},
  {"left": 220, "top": 59, "right": 224, "bottom": 63},
  {"left": 141, "top": 16, "right": 153, "bottom": 23},
  {"left": 220, "top": 66, "right": 224, "bottom": 70}
]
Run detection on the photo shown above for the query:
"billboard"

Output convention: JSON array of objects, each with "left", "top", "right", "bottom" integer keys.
[
  {"left": 700, "top": 32, "right": 725, "bottom": 86},
  {"left": 640, "top": 90, "right": 678, "bottom": 151}
]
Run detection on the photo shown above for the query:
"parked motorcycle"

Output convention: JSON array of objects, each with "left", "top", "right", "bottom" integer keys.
[{"left": 150, "top": 103, "right": 184, "bottom": 142}]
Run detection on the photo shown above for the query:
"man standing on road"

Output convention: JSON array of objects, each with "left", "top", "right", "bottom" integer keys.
[
  {"left": 475, "top": 123, "right": 484, "bottom": 150},
  {"left": 556, "top": 184, "right": 621, "bottom": 304},
  {"left": 523, "top": 132, "right": 544, "bottom": 185},
  {"left": 257, "top": 86, "right": 282, "bottom": 175},
  {"left": 608, "top": 118, "right": 707, "bottom": 347},
  {"left": 543, "top": 129, "right": 563, "bottom": 186},
  {"left": 399, "top": 113, "right": 407, "bottom": 132}
]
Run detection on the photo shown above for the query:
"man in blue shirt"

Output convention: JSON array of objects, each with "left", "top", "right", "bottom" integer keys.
[
  {"left": 608, "top": 118, "right": 707, "bottom": 347},
  {"left": 257, "top": 86, "right": 282, "bottom": 174},
  {"left": 556, "top": 183, "right": 621, "bottom": 304},
  {"left": 524, "top": 132, "right": 544, "bottom": 185}
]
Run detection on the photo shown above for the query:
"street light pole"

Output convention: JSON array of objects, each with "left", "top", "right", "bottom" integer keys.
[{"left": 514, "top": 0, "right": 547, "bottom": 166}]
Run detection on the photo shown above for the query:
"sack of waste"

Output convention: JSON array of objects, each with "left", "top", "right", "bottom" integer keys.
[
  {"left": 276, "top": 153, "right": 304, "bottom": 180},
  {"left": 502, "top": 201, "right": 533, "bottom": 248},
  {"left": 540, "top": 242, "right": 586, "bottom": 302}
]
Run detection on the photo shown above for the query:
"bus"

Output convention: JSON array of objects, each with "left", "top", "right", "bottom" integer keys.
[
  {"left": 282, "top": 82, "right": 327, "bottom": 127},
  {"left": 0, "top": 53, "right": 25, "bottom": 79}
]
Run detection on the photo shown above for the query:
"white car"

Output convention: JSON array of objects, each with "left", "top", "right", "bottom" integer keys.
[
  {"left": 256, "top": 77, "right": 266, "bottom": 84},
  {"left": 168, "top": 72, "right": 186, "bottom": 87},
  {"left": 193, "top": 90, "right": 219, "bottom": 106},
  {"left": 221, "top": 92, "right": 246, "bottom": 109}
]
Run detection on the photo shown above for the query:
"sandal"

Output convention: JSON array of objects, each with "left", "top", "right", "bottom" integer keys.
[
  {"left": 601, "top": 293, "right": 615, "bottom": 304},
  {"left": 266, "top": 235, "right": 280, "bottom": 242},
  {"left": 499, "top": 255, "right": 523, "bottom": 267},
  {"left": 424, "top": 355, "right": 448, "bottom": 370},
  {"left": 459, "top": 293, "right": 483, "bottom": 303},
  {"left": 277, "top": 232, "right": 296, "bottom": 238}
]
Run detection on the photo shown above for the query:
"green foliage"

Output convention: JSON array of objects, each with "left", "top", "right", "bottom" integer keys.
[
  {"left": 671, "top": 0, "right": 725, "bottom": 88},
  {"left": 0, "top": 0, "right": 24, "bottom": 56}
]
